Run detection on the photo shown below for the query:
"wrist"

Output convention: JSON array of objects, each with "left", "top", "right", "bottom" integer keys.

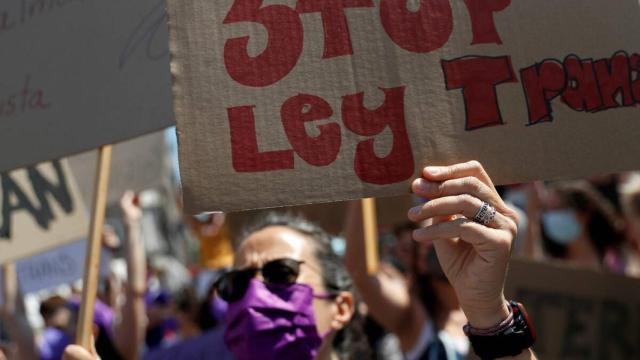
[
  {"left": 463, "top": 295, "right": 510, "bottom": 329},
  {"left": 123, "top": 218, "right": 142, "bottom": 228}
]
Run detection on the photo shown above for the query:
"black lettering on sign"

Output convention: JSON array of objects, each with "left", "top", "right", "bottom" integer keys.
[{"left": 0, "top": 160, "right": 74, "bottom": 239}]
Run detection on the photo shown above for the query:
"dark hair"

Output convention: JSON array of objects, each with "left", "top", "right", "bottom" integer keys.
[
  {"left": 546, "top": 181, "right": 625, "bottom": 259},
  {"left": 392, "top": 221, "right": 418, "bottom": 238},
  {"left": 39, "top": 296, "right": 67, "bottom": 320},
  {"left": 241, "top": 213, "right": 371, "bottom": 360}
]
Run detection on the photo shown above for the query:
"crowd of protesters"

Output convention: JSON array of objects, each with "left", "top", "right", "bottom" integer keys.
[{"left": 1, "top": 161, "right": 639, "bottom": 360}]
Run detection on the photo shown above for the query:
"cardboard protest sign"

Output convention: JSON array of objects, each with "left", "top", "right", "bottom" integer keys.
[
  {"left": 0, "top": 0, "right": 174, "bottom": 172},
  {"left": 16, "top": 239, "right": 110, "bottom": 294},
  {"left": 505, "top": 259, "right": 640, "bottom": 359},
  {"left": 0, "top": 161, "right": 87, "bottom": 263},
  {"left": 168, "top": 0, "right": 640, "bottom": 213},
  {"left": 68, "top": 130, "right": 171, "bottom": 205}
]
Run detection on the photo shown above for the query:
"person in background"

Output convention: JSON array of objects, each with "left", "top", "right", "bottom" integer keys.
[
  {"left": 359, "top": 222, "right": 416, "bottom": 360},
  {"left": 189, "top": 212, "right": 235, "bottom": 270},
  {"left": 111, "top": 191, "right": 148, "bottom": 359},
  {"left": 143, "top": 289, "right": 179, "bottom": 351},
  {"left": 346, "top": 202, "right": 469, "bottom": 359},
  {"left": 65, "top": 191, "right": 149, "bottom": 360},
  {"left": 539, "top": 181, "right": 625, "bottom": 272},
  {"left": 38, "top": 296, "right": 73, "bottom": 360},
  {"left": 618, "top": 173, "right": 640, "bottom": 277},
  {"left": 388, "top": 222, "right": 419, "bottom": 274},
  {"left": 0, "top": 263, "right": 38, "bottom": 360},
  {"left": 172, "top": 288, "right": 202, "bottom": 341}
]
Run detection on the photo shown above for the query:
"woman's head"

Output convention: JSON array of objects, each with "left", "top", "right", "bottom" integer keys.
[
  {"left": 220, "top": 213, "right": 367, "bottom": 360},
  {"left": 543, "top": 181, "right": 624, "bottom": 259}
]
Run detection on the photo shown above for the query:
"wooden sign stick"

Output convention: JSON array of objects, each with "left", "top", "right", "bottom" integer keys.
[
  {"left": 361, "top": 198, "right": 379, "bottom": 274},
  {"left": 75, "top": 145, "right": 112, "bottom": 348}
]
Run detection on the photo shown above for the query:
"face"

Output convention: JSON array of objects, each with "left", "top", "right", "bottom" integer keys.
[
  {"left": 47, "top": 307, "right": 72, "bottom": 329},
  {"left": 392, "top": 230, "right": 414, "bottom": 270},
  {"left": 545, "top": 190, "right": 589, "bottom": 225},
  {"left": 235, "top": 226, "right": 353, "bottom": 339}
]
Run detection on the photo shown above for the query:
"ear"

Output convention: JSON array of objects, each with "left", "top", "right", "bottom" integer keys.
[{"left": 330, "top": 292, "right": 355, "bottom": 331}]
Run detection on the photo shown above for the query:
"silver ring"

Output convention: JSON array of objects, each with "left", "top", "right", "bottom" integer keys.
[{"left": 473, "top": 202, "right": 496, "bottom": 226}]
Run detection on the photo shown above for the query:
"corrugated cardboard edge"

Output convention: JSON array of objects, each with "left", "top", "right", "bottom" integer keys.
[{"left": 166, "top": 0, "right": 198, "bottom": 214}]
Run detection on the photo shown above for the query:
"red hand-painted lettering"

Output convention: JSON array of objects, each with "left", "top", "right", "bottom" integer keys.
[
  {"left": 281, "top": 94, "right": 341, "bottom": 166},
  {"left": 520, "top": 60, "right": 566, "bottom": 124},
  {"left": 297, "top": 0, "right": 375, "bottom": 59},
  {"left": 442, "top": 56, "right": 516, "bottom": 130},
  {"left": 594, "top": 52, "right": 635, "bottom": 110},
  {"left": 379, "top": 0, "right": 453, "bottom": 54},
  {"left": 224, "top": 0, "right": 304, "bottom": 87},
  {"left": 342, "top": 87, "right": 414, "bottom": 185},
  {"left": 228, "top": 106, "right": 295, "bottom": 172},
  {"left": 463, "top": 0, "right": 511, "bottom": 45},
  {"left": 561, "top": 56, "right": 602, "bottom": 112}
]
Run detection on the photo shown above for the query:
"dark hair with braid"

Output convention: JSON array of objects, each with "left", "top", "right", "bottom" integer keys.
[{"left": 242, "top": 212, "right": 371, "bottom": 360}]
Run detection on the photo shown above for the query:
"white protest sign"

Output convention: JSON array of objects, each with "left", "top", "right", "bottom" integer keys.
[
  {"left": 0, "top": 160, "right": 87, "bottom": 263},
  {"left": 0, "top": 0, "right": 174, "bottom": 172},
  {"left": 16, "top": 239, "right": 110, "bottom": 294}
]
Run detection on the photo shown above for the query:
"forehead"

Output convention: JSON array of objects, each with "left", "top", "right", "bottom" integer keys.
[
  {"left": 236, "top": 225, "right": 317, "bottom": 268},
  {"left": 546, "top": 189, "right": 567, "bottom": 209}
]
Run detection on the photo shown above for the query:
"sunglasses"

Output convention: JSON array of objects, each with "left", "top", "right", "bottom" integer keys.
[{"left": 214, "top": 258, "right": 305, "bottom": 302}]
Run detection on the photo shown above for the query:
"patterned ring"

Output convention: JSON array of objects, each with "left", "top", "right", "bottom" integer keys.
[{"left": 473, "top": 202, "right": 497, "bottom": 226}]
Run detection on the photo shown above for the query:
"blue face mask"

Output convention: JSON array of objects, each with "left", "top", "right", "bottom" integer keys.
[{"left": 541, "top": 209, "right": 581, "bottom": 245}]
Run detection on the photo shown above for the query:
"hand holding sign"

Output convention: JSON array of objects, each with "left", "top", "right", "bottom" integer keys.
[
  {"left": 62, "top": 338, "right": 98, "bottom": 360},
  {"left": 408, "top": 161, "right": 518, "bottom": 328}
]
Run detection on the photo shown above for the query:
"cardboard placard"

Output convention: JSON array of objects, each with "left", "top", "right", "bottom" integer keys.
[
  {"left": 0, "top": 161, "right": 87, "bottom": 263},
  {"left": 15, "top": 239, "right": 111, "bottom": 294},
  {"left": 0, "top": 0, "right": 174, "bottom": 172},
  {"left": 168, "top": 0, "right": 640, "bottom": 213},
  {"left": 505, "top": 259, "right": 640, "bottom": 359}
]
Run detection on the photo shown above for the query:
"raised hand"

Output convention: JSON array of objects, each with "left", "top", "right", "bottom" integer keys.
[{"left": 408, "top": 161, "right": 519, "bottom": 328}]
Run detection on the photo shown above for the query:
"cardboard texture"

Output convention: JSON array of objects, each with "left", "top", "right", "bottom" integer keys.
[
  {"left": 68, "top": 130, "right": 170, "bottom": 205},
  {"left": 0, "top": 0, "right": 174, "bottom": 172},
  {"left": 168, "top": 0, "right": 640, "bottom": 213},
  {"left": 0, "top": 161, "right": 87, "bottom": 263},
  {"left": 505, "top": 259, "right": 640, "bottom": 359},
  {"left": 16, "top": 239, "right": 110, "bottom": 294}
]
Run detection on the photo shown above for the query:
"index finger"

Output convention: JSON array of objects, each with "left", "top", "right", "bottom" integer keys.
[{"left": 422, "top": 160, "right": 496, "bottom": 192}]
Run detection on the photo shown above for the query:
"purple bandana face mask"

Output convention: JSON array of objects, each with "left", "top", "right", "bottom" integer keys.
[{"left": 224, "top": 279, "right": 331, "bottom": 360}]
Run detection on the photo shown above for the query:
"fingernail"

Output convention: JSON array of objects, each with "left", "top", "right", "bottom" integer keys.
[
  {"left": 413, "top": 178, "right": 431, "bottom": 192},
  {"left": 409, "top": 206, "right": 421, "bottom": 217},
  {"left": 425, "top": 167, "right": 441, "bottom": 176}
]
